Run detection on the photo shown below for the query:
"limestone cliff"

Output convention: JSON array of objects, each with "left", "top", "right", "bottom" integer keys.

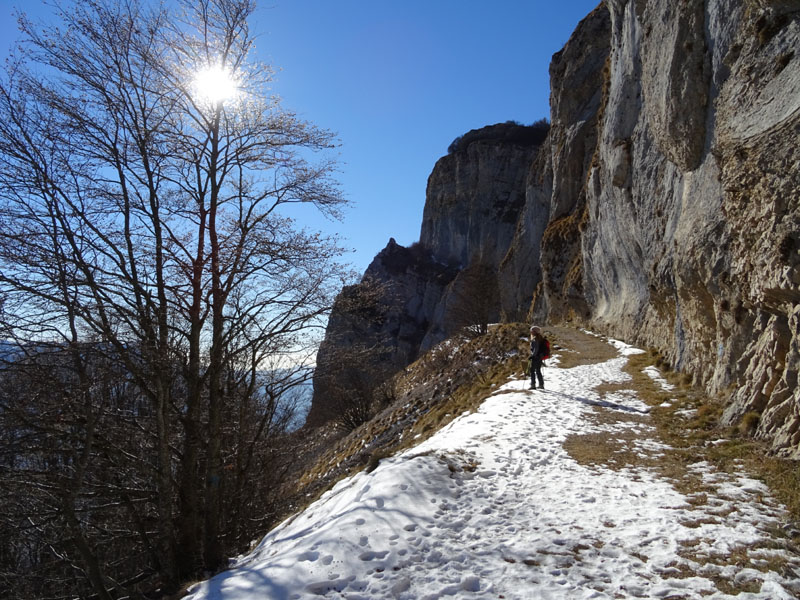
[
  {"left": 307, "top": 239, "right": 457, "bottom": 426},
  {"left": 309, "top": 127, "right": 545, "bottom": 422},
  {"left": 533, "top": 0, "right": 800, "bottom": 457},
  {"left": 419, "top": 123, "right": 545, "bottom": 345},
  {"left": 312, "top": 0, "right": 800, "bottom": 458},
  {"left": 421, "top": 126, "right": 541, "bottom": 269}
]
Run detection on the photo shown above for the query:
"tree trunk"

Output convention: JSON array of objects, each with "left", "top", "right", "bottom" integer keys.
[
  {"left": 203, "top": 113, "right": 225, "bottom": 572},
  {"left": 176, "top": 212, "right": 208, "bottom": 579},
  {"left": 155, "top": 383, "right": 179, "bottom": 592}
]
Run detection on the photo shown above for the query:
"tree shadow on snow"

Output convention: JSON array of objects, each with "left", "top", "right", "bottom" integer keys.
[
  {"left": 545, "top": 390, "right": 650, "bottom": 415},
  {"left": 199, "top": 565, "right": 292, "bottom": 600}
]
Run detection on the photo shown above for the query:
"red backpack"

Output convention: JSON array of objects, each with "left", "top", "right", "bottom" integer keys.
[{"left": 542, "top": 338, "right": 550, "bottom": 361}]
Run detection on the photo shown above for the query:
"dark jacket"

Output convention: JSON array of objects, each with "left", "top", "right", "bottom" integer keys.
[{"left": 530, "top": 336, "right": 547, "bottom": 362}]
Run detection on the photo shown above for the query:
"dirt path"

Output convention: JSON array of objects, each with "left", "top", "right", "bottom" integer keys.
[{"left": 543, "top": 325, "right": 620, "bottom": 368}]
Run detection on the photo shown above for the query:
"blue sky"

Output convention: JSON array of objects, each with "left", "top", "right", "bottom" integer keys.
[{"left": 1, "top": 0, "right": 601, "bottom": 274}]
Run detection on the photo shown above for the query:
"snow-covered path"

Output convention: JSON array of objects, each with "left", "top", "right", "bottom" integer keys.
[{"left": 185, "top": 341, "right": 799, "bottom": 600}]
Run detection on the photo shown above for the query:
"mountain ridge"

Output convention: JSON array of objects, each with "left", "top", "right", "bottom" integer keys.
[{"left": 312, "top": 0, "right": 800, "bottom": 458}]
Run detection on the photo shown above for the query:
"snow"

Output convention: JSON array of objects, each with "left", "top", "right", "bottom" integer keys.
[
  {"left": 185, "top": 340, "right": 799, "bottom": 600},
  {"left": 642, "top": 365, "right": 676, "bottom": 391}
]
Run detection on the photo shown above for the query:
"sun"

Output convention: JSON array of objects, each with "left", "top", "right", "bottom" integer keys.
[{"left": 192, "top": 65, "right": 239, "bottom": 106}]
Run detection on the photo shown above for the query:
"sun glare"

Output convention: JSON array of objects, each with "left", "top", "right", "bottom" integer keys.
[{"left": 192, "top": 65, "right": 239, "bottom": 106}]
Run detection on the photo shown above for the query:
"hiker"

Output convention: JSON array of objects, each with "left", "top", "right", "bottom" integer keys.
[{"left": 529, "top": 326, "right": 548, "bottom": 390}]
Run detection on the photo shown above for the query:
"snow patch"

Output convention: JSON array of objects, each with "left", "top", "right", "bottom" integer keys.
[{"left": 185, "top": 340, "right": 799, "bottom": 600}]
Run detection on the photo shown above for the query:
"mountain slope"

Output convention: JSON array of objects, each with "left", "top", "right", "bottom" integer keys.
[{"left": 185, "top": 330, "right": 800, "bottom": 599}]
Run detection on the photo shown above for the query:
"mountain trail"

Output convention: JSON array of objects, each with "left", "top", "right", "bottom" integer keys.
[{"left": 185, "top": 332, "right": 800, "bottom": 600}]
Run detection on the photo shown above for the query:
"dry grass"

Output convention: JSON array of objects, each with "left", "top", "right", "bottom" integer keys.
[
  {"left": 397, "top": 362, "right": 514, "bottom": 453},
  {"left": 589, "top": 348, "right": 800, "bottom": 531},
  {"left": 545, "top": 326, "right": 619, "bottom": 369},
  {"left": 621, "top": 352, "right": 800, "bottom": 525},
  {"left": 563, "top": 431, "right": 652, "bottom": 472},
  {"left": 563, "top": 402, "right": 655, "bottom": 472},
  {"left": 675, "top": 537, "right": 798, "bottom": 596}
]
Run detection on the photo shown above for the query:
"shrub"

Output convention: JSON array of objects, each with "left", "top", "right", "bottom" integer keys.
[
  {"left": 740, "top": 411, "right": 761, "bottom": 437},
  {"left": 447, "top": 118, "right": 550, "bottom": 154}
]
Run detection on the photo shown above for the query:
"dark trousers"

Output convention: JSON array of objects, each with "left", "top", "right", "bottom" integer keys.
[{"left": 530, "top": 358, "right": 543, "bottom": 388}]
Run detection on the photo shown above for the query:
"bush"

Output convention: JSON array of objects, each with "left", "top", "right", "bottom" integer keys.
[{"left": 447, "top": 118, "right": 550, "bottom": 154}]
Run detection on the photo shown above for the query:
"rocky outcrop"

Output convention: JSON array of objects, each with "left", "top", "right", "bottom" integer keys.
[
  {"left": 532, "top": 4, "right": 612, "bottom": 324},
  {"left": 309, "top": 128, "right": 546, "bottom": 421},
  {"left": 640, "top": 0, "right": 710, "bottom": 172},
  {"left": 421, "top": 129, "right": 541, "bottom": 269},
  {"left": 497, "top": 147, "right": 551, "bottom": 321},
  {"left": 307, "top": 239, "right": 458, "bottom": 426},
  {"left": 534, "top": 0, "right": 800, "bottom": 457},
  {"left": 313, "top": 0, "right": 800, "bottom": 458},
  {"left": 419, "top": 126, "right": 545, "bottom": 339},
  {"left": 711, "top": 1, "right": 800, "bottom": 452}
]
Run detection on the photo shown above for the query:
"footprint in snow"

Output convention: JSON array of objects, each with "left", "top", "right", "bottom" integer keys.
[
  {"left": 297, "top": 551, "right": 319, "bottom": 562},
  {"left": 359, "top": 550, "right": 389, "bottom": 561},
  {"left": 354, "top": 484, "right": 371, "bottom": 503},
  {"left": 304, "top": 577, "right": 352, "bottom": 595}
]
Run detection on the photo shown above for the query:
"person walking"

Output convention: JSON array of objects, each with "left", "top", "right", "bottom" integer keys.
[{"left": 529, "top": 326, "right": 548, "bottom": 390}]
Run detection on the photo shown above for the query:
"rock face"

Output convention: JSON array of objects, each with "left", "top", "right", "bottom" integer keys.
[
  {"left": 313, "top": 0, "right": 800, "bottom": 458},
  {"left": 419, "top": 124, "right": 544, "bottom": 340},
  {"left": 309, "top": 127, "right": 546, "bottom": 423},
  {"left": 421, "top": 137, "right": 538, "bottom": 269},
  {"left": 530, "top": 5, "right": 612, "bottom": 324},
  {"left": 307, "top": 239, "right": 457, "bottom": 426},
  {"left": 533, "top": 0, "right": 800, "bottom": 457}
]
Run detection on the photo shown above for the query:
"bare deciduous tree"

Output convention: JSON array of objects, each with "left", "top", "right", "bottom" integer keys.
[
  {"left": 0, "top": 0, "right": 347, "bottom": 596},
  {"left": 447, "top": 262, "right": 500, "bottom": 338},
  {"left": 312, "top": 277, "right": 398, "bottom": 431}
]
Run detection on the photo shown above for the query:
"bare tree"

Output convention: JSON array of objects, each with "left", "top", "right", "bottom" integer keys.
[
  {"left": 447, "top": 262, "right": 500, "bottom": 338},
  {"left": 315, "top": 341, "right": 388, "bottom": 432},
  {"left": 0, "top": 0, "right": 347, "bottom": 595}
]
